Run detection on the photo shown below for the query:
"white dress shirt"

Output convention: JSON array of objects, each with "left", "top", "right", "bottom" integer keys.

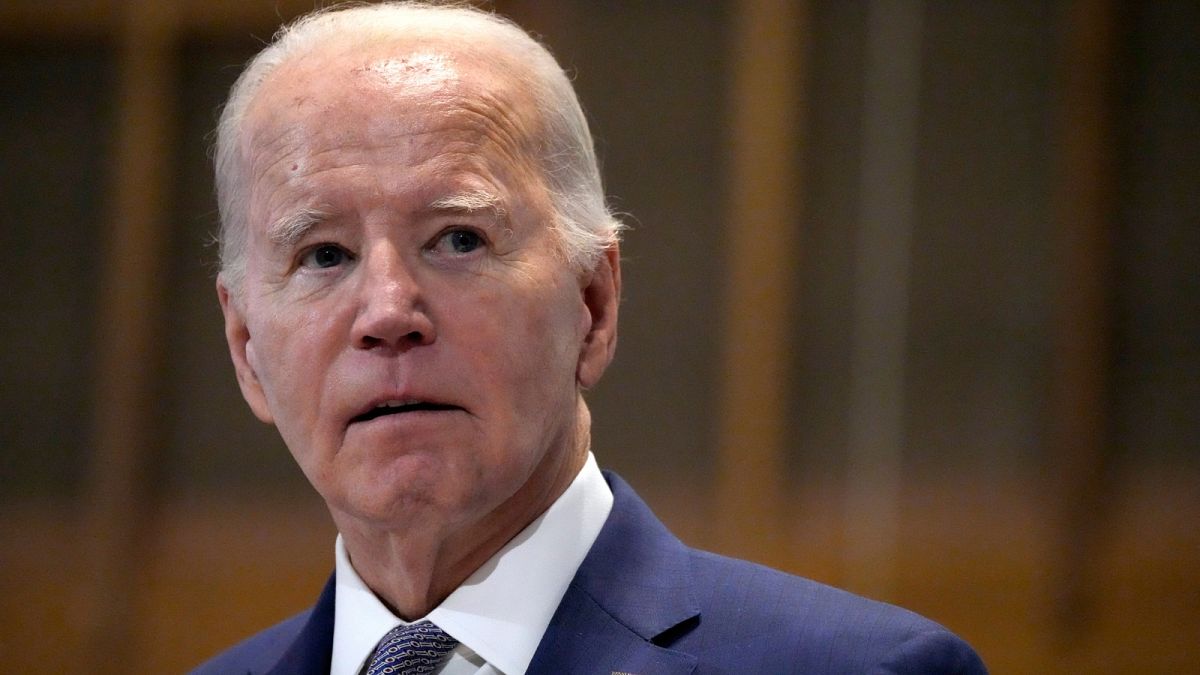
[{"left": 330, "top": 452, "right": 614, "bottom": 675}]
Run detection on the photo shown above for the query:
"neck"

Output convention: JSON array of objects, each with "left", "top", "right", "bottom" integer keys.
[{"left": 335, "top": 401, "right": 592, "bottom": 620}]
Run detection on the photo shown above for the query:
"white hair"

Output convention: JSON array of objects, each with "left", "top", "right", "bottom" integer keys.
[{"left": 214, "top": 1, "right": 623, "bottom": 293}]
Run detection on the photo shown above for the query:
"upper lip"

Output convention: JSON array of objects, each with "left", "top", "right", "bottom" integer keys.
[{"left": 349, "top": 396, "right": 464, "bottom": 424}]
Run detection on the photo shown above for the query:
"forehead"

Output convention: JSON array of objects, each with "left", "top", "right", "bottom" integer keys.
[
  {"left": 242, "top": 38, "right": 542, "bottom": 180},
  {"left": 252, "top": 39, "right": 478, "bottom": 113}
]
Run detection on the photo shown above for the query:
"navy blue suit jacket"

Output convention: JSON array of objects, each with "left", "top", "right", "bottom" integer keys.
[{"left": 193, "top": 472, "right": 987, "bottom": 674}]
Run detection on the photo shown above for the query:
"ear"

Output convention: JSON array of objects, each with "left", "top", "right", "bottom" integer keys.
[
  {"left": 217, "top": 277, "right": 274, "bottom": 424},
  {"left": 577, "top": 245, "right": 621, "bottom": 389}
]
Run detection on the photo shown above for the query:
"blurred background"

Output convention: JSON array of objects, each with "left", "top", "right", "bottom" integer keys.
[{"left": 1, "top": 1, "right": 1196, "bottom": 673}]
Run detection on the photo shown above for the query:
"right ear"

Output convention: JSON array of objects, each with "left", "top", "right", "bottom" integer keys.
[{"left": 217, "top": 276, "right": 274, "bottom": 424}]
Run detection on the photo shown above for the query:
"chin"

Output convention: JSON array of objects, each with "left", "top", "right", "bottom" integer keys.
[
  {"left": 330, "top": 458, "right": 476, "bottom": 527},
  {"left": 330, "top": 480, "right": 443, "bottom": 527}
]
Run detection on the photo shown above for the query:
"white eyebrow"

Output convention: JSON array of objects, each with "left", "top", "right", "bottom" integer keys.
[
  {"left": 428, "top": 189, "right": 506, "bottom": 217},
  {"left": 267, "top": 207, "right": 328, "bottom": 248}
]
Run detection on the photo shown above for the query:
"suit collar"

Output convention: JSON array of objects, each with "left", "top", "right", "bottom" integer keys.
[
  {"left": 266, "top": 575, "right": 336, "bottom": 675},
  {"left": 528, "top": 471, "right": 699, "bottom": 674},
  {"left": 577, "top": 472, "right": 700, "bottom": 640}
]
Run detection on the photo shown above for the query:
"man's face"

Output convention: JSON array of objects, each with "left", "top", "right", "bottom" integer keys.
[{"left": 219, "top": 43, "right": 618, "bottom": 536}]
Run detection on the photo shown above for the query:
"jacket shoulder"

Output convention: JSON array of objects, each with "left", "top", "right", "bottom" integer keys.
[
  {"left": 189, "top": 609, "right": 311, "bottom": 675},
  {"left": 682, "top": 549, "right": 987, "bottom": 674}
]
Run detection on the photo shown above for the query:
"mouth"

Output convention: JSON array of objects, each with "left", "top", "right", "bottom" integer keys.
[{"left": 350, "top": 399, "right": 463, "bottom": 424}]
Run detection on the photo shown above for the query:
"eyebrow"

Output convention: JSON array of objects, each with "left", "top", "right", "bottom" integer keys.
[
  {"left": 267, "top": 207, "right": 328, "bottom": 248},
  {"left": 264, "top": 189, "right": 504, "bottom": 249},
  {"left": 427, "top": 189, "right": 506, "bottom": 218}
]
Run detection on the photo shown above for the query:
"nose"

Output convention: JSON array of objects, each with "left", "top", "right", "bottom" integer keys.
[{"left": 351, "top": 245, "right": 436, "bottom": 351}]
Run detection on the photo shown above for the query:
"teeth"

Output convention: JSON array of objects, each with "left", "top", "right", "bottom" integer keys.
[{"left": 378, "top": 399, "right": 419, "bottom": 409}]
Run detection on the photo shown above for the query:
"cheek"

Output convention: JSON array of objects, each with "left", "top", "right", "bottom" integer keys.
[
  {"left": 444, "top": 276, "right": 576, "bottom": 410},
  {"left": 247, "top": 305, "right": 343, "bottom": 423},
  {"left": 494, "top": 287, "right": 585, "bottom": 411}
]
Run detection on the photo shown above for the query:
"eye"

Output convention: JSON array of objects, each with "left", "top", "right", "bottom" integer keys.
[
  {"left": 301, "top": 244, "right": 349, "bottom": 269},
  {"left": 440, "top": 229, "right": 485, "bottom": 255}
]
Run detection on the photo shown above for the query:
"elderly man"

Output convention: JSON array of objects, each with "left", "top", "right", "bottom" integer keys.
[{"left": 195, "top": 3, "right": 985, "bottom": 674}]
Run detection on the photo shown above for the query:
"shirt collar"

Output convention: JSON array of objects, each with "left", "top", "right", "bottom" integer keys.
[{"left": 331, "top": 452, "right": 613, "bottom": 675}]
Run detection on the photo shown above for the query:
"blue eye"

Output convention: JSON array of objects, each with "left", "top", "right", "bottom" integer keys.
[
  {"left": 446, "top": 230, "right": 483, "bottom": 254},
  {"left": 304, "top": 245, "right": 347, "bottom": 268}
]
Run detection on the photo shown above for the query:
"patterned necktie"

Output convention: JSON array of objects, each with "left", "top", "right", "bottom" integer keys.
[{"left": 365, "top": 621, "right": 459, "bottom": 675}]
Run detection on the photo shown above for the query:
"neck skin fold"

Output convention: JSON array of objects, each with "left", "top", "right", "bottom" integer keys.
[{"left": 334, "top": 398, "right": 592, "bottom": 620}]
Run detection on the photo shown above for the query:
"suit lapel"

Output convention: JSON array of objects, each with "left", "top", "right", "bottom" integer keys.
[
  {"left": 527, "top": 472, "right": 699, "bottom": 675},
  {"left": 265, "top": 575, "right": 336, "bottom": 675}
]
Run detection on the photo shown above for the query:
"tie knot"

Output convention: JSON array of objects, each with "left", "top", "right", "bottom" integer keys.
[{"left": 365, "top": 621, "right": 459, "bottom": 675}]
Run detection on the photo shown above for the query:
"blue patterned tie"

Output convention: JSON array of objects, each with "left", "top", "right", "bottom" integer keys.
[{"left": 365, "top": 621, "right": 459, "bottom": 675}]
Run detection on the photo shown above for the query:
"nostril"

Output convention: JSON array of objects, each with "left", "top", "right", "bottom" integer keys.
[{"left": 356, "top": 330, "right": 429, "bottom": 350}]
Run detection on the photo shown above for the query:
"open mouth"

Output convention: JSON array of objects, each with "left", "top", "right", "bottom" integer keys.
[{"left": 351, "top": 400, "right": 462, "bottom": 424}]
